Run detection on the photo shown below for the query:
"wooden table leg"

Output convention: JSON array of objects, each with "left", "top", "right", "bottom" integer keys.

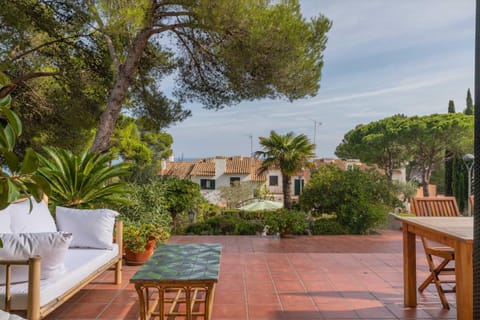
[
  {"left": 403, "top": 225, "right": 417, "bottom": 307},
  {"left": 455, "top": 241, "right": 473, "bottom": 320}
]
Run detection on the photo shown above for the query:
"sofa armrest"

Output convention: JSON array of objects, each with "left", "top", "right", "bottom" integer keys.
[
  {"left": 113, "top": 220, "right": 123, "bottom": 285},
  {"left": 114, "top": 220, "right": 123, "bottom": 256},
  {"left": 0, "top": 256, "right": 41, "bottom": 319}
]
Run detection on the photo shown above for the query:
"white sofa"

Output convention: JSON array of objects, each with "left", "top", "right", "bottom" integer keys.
[{"left": 0, "top": 199, "right": 123, "bottom": 320}]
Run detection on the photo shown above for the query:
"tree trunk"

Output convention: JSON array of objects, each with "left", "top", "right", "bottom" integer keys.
[
  {"left": 422, "top": 167, "right": 430, "bottom": 197},
  {"left": 385, "top": 151, "right": 393, "bottom": 181},
  {"left": 283, "top": 174, "right": 292, "bottom": 209},
  {"left": 90, "top": 28, "right": 153, "bottom": 152}
]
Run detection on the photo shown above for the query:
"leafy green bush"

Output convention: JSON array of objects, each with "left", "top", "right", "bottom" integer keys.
[
  {"left": 311, "top": 217, "right": 348, "bottom": 235},
  {"left": 185, "top": 215, "right": 263, "bottom": 235},
  {"left": 300, "top": 165, "right": 397, "bottom": 234},
  {"left": 264, "top": 209, "right": 307, "bottom": 235},
  {"left": 115, "top": 179, "right": 172, "bottom": 232},
  {"left": 221, "top": 209, "right": 278, "bottom": 221},
  {"left": 235, "top": 220, "right": 263, "bottom": 235},
  {"left": 196, "top": 201, "right": 221, "bottom": 221}
]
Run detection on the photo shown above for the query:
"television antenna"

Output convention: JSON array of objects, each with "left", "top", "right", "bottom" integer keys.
[{"left": 311, "top": 120, "right": 322, "bottom": 146}]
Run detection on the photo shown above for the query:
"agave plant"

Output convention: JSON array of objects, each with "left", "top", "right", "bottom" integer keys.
[
  {"left": 37, "top": 147, "right": 130, "bottom": 208},
  {"left": 0, "top": 72, "right": 49, "bottom": 209}
]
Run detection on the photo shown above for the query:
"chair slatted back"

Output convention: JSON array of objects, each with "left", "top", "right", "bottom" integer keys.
[{"left": 410, "top": 196, "right": 460, "bottom": 217}]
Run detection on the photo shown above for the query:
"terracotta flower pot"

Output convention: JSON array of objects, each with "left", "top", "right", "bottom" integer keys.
[{"left": 124, "top": 237, "right": 156, "bottom": 266}]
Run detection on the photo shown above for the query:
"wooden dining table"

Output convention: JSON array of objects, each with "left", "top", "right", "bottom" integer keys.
[{"left": 394, "top": 216, "right": 473, "bottom": 320}]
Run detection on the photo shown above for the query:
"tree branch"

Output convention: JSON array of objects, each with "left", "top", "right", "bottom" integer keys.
[
  {"left": 153, "top": 11, "right": 191, "bottom": 19},
  {"left": 9, "top": 33, "right": 93, "bottom": 62},
  {"left": 11, "top": 72, "right": 61, "bottom": 84},
  {"left": 87, "top": 2, "right": 121, "bottom": 75},
  {"left": 172, "top": 29, "right": 210, "bottom": 88}
]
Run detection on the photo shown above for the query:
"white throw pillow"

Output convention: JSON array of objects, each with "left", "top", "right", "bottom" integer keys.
[
  {"left": 55, "top": 207, "right": 118, "bottom": 249},
  {"left": 0, "top": 232, "right": 72, "bottom": 284},
  {"left": 0, "top": 208, "right": 11, "bottom": 233},
  {"left": 9, "top": 198, "right": 57, "bottom": 233}
]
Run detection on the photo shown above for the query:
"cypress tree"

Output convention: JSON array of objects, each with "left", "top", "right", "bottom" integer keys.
[
  {"left": 448, "top": 100, "right": 456, "bottom": 113},
  {"left": 452, "top": 159, "right": 467, "bottom": 212},
  {"left": 451, "top": 91, "right": 473, "bottom": 212},
  {"left": 444, "top": 100, "right": 455, "bottom": 196},
  {"left": 465, "top": 88, "right": 474, "bottom": 115}
]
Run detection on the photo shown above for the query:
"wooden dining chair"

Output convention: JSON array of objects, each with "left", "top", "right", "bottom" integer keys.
[{"left": 409, "top": 196, "right": 459, "bottom": 309}]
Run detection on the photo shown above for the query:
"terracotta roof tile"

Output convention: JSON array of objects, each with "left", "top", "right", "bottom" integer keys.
[
  {"left": 225, "top": 156, "right": 254, "bottom": 174},
  {"left": 190, "top": 159, "right": 215, "bottom": 176},
  {"left": 162, "top": 162, "right": 195, "bottom": 179}
]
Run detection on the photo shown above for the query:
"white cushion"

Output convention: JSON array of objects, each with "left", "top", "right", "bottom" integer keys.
[
  {"left": 0, "top": 208, "right": 11, "bottom": 233},
  {"left": 0, "top": 309, "right": 26, "bottom": 320},
  {"left": 0, "top": 244, "right": 119, "bottom": 310},
  {"left": 0, "top": 232, "right": 72, "bottom": 285},
  {"left": 55, "top": 207, "right": 118, "bottom": 249},
  {"left": 9, "top": 198, "right": 57, "bottom": 233}
]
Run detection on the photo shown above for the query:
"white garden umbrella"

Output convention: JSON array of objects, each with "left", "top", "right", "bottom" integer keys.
[{"left": 239, "top": 200, "right": 283, "bottom": 211}]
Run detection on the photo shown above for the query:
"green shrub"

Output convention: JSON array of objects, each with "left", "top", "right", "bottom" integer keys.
[
  {"left": 264, "top": 210, "right": 307, "bottom": 235},
  {"left": 185, "top": 221, "right": 213, "bottom": 235},
  {"left": 300, "top": 165, "right": 396, "bottom": 234},
  {"left": 311, "top": 217, "right": 348, "bottom": 235},
  {"left": 196, "top": 202, "right": 221, "bottom": 221},
  {"left": 115, "top": 180, "right": 172, "bottom": 232},
  {"left": 185, "top": 215, "right": 263, "bottom": 235},
  {"left": 236, "top": 220, "right": 264, "bottom": 235},
  {"left": 221, "top": 209, "right": 276, "bottom": 221}
]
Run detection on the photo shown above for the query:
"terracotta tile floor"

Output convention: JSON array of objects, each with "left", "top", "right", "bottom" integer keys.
[{"left": 40, "top": 230, "right": 456, "bottom": 320}]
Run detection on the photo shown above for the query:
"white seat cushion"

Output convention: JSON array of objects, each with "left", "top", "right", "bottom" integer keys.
[{"left": 0, "top": 244, "right": 119, "bottom": 310}]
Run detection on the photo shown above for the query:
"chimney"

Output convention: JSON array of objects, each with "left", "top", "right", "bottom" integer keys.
[{"left": 215, "top": 157, "right": 226, "bottom": 177}]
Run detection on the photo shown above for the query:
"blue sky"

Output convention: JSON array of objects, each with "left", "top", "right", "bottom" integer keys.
[{"left": 166, "top": 0, "right": 475, "bottom": 160}]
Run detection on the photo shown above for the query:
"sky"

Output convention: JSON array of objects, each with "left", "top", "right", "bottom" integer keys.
[{"left": 165, "top": 0, "right": 475, "bottom": 160}]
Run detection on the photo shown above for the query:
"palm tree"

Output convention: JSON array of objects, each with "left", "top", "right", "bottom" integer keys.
[{"left": 255, "top": 131, "right": 315, "bottom": 209}]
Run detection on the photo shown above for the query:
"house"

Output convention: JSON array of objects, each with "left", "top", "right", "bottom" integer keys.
[
  {"left": 161, "top": 156, "right": 402, "bottom": 205},
  {"left": 161, "top": 156, "right": 266, "bottom": 205}
]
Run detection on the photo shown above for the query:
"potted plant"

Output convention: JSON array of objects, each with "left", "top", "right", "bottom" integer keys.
[
  {"left": 112, "top": 179, "right": 173, "bottom": 265},
  {"left": 264, "top": 209, "right": 307, "bottom": 237},
  {"left": 123, "top": 221, "right": 170, "bottom": 265}
]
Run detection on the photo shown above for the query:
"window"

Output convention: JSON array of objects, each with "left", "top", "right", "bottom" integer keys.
[
  {"left": 294, "top": 179, "right": 305, "bottom": 196},
  {"left": 230, "top": 177, "right": 241, "bottom": 186},
  {"left": 269, "top": 175, "right": 279, "bottom": 186},
  {"left": 346, "top": 163, "right": 356, "bottom": 171},
  {"left": 200, "top": 179, "right": 216, "bottom": 190}
]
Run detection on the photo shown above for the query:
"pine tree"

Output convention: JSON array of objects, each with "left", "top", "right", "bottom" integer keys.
[
  {"left": 444, "top": 100, "right": 455, "bottom": 196},
  {"left": 465, "top": 88, "right": 474, "bottom": 115}
]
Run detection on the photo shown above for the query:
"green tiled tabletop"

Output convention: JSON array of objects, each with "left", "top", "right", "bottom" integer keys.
[{"left": 130, "top": 243, "right": 222, "bottom": 282}]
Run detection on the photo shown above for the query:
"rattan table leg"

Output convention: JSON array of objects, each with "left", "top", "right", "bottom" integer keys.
[
  {"left": 205, "top": 283, "right": 216, "bottom": 320},
  {"left": 135, "top": 285, "right": 147, "bottom": 320}
]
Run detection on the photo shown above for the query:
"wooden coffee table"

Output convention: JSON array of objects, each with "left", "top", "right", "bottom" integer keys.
[{"left": 130, "top": 243, "right": 222, "bottom": 320}]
